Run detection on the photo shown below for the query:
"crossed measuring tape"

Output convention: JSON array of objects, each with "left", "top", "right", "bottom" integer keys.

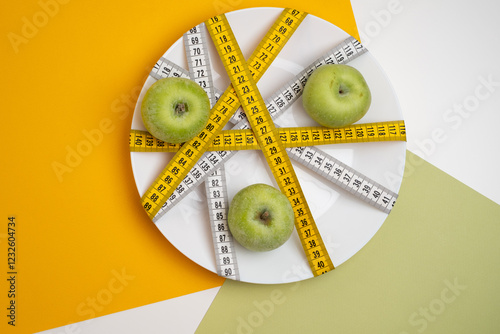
[{"left": 132, "top": 8, "right": 406, "bottom": 279}]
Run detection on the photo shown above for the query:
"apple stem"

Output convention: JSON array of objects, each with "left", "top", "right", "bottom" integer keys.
[
  {"left": 338, "top": 83, "right": 349, "bottom": 96},
  {"left": 260, "top": 211, "right": 270, "bottom": 225},
  {"left": 175, "top": 102, "right": 187, "bottom": 115}
]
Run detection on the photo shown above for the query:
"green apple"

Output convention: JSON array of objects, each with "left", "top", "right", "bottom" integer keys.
[
  {"left": 228, "top": 183, "right": 295, "bottom": 252},
  {"left": 141, "top": 77, "right": 210, "bottom": 143},
  {"left": 302, "top": 64, "right": 371, "bottom": 128}
]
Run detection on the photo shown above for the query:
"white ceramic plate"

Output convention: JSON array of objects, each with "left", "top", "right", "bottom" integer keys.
[{"left": 130, "top": 7, "right": 406, "bottom": 284}]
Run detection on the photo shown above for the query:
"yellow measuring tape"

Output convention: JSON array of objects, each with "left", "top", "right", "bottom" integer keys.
[
  {"left": 141, "top": 8, "right": 306, "bottom": 220},
  {"left": 206, "top": 10, "right": 333, "bottom": 276},
  {"left": 130, "top": 120, "right": 406, "bottom": 152}
]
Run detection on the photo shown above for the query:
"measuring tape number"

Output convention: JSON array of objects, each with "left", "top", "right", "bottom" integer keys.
[
  {"left": 205, "top": 168, "right": 239, "bottom": 280},
  {"left": 130, "top": 121, "right": 406, "bottom": 152},
  {"left": 183, "top": 22, "right": 217, "bottom": 106}
]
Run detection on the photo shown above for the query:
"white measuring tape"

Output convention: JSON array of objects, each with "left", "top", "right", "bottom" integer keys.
[
  {"left": 184, "top": 23, "right": 240, "bottom": 279},
  {"left": 183, "top": 23, "right": 217, "bottom": 106},
  {"left": 204, "top": 167, "right": 239, "bottom": 280}
]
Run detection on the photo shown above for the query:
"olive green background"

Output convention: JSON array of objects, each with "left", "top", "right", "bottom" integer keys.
[{"left": 196, "top": 151, "right": 500, "bottom": 333}]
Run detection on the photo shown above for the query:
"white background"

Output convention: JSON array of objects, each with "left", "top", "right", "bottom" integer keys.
[
  {"left": 351, "top": 0, "right": 500, "bottom": 205},
  {"left": 39, "top": 0, "right": 500, "bottom": 333}
]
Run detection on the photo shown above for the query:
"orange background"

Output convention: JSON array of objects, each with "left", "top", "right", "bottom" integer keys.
[{"left": 1, "top": 1, "right": 358, "bottom": 332}]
